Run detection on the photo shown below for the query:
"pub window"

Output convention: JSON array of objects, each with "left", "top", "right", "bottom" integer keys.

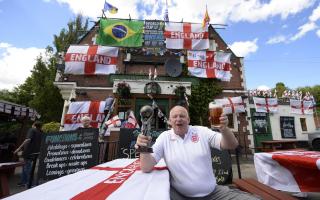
[
  {"left": 300, "top": 118, "right": 307, "bottom": 132},
  {"left": 227, "top": 114, "right": 234, "bottom": 128}
]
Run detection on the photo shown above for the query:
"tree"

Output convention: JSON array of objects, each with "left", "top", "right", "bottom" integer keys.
[
  {"left": 273, "top": 82, "right": 288, "bottom": 97},
  {"left": 0, "top": 89, "right": 17, "bottom": 102},
  {"left": 189, "top": 79, "right": 222, "bottom": 126},
  {"left": 53, "top": 15, "right": 89, "bottom": 53},
  {"left": 10, "top": 14, "right": 89, "bottom": 122}
]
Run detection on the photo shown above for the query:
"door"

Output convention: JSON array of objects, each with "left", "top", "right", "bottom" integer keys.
[
  {"left": 250, "top": 108, "right": 273, "bottom": 148},
  {"left": 135, "top": 99, "right": 169, "bottom": 131}
]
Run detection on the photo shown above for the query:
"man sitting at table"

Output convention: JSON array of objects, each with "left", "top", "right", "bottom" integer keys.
[{"left": 136, "top": 105, "right": 260, "bottom": 200}]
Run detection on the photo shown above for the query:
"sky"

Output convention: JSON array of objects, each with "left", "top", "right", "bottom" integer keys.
[{"left": 0, "top": 0, "right": 320, "bottom": 91}]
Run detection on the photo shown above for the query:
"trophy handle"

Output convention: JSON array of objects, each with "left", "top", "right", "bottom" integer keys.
[{"left": 137, "top": 105, "right": 154, "bottom": 153}]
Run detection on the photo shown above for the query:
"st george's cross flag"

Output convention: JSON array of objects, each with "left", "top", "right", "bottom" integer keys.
[
  {"left": 290, "top": 99, "right": 314, "bottom": 115},
  {"left": 4, "top": 159, "right": 170, "bottom": 200},
  {"left": 214, "top": 96, "right": 245, "bottom": 114},
  {"left": 255, "top": 150, "right": 320, "bottom": 193},
  {"left": 104, "top": 115, "right": 121, "bottom": 128},
  {"left": 187, "top": 50, "right": 231, "bottom": 80},
  {"left": 64, "top": 45, "right": 118, "bottom": 75},
  {"left": 164, "top": 22, "right": 209, "bottom": 50},
  {"left": 253, "top": 97, "right": 278, "bottom": 113},
  {"left": 127, "top": 110, "right": 140, "bottom": 128},
  {"left": 64, "top": 101, "right": 106, "bottom": 130}
]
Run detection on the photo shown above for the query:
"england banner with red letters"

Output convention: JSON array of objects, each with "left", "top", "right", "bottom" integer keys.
[
  {"left": 64, "top": 101, "right": 106, "bottom": 130},
  {"left": 214, "top": 96, "right": 245, "bottom": 114},
  {"left": 64, "top": 45, "right": 118, "bottom": 75},
  {"left": 253, "top": 97, "right": 278, "bottom": 113},
  {"left": 164, "top": 22, "right": 209, "bottom": 50},
  {"left": 187, "top": 50, "right": 231, "bottom": 80},
  {"left": 255, "top": 150, "right": 320, "bottom": 192},
  {"left": 4, "top": 159, "right": 170, "bottom": 200},
  {"left": 290, "top": 99, "right": 314, "bottom": 115}
]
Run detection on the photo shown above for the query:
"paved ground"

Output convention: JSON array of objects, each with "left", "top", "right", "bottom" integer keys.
[{"left": 3, "top": 155, "right": 320, "bottom": 199}]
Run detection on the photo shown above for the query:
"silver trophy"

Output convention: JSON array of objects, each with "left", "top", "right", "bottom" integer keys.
[{"left": 136, "top": 105, "right": 154, "bottom": 153}]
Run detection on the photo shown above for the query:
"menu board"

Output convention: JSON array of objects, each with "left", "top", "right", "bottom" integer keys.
[
  {"left": 144, "top": 20, "right": 165, "bottom": 47},
  {"left": 38, "top": 128, "right": 99, "bottom": 181},
  {"left": 252, "top": 112, "right": 268, "bottom": 134},
  {"left": 211, "top": 148, "right": 233, "bottom": 185},
  {"left": 280, "top": 116, "right": 296, "bottom": 138}
]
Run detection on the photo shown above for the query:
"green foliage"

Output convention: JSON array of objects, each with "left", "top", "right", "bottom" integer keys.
[
  {"left": 272, "top": 82, "right": 289, "bottom": 97},
  {"left": 0, "top": 122, "right": 22, "bottom": 134},
  {"left": 6, "top": 14, "right": 89, "bottom": 123},
  {"left": 189, "top": 79, "right": 222, "bottom": 126},
  {"left": 42, "top": 122, "right": 61, "bottom": 133},
  {"left": 53, "top": 15, "right": 89, "bottom": 53},
  {"left": 0, "top": 89, "right": 17, "bottom": 102}
]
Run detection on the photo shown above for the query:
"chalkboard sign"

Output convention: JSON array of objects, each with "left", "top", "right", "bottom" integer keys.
[
  {"left": 252, "top": 112, "right": 268, "bottom": 134},
  {"left": 118, "top": 128, "right": 163, "bottom": 159},
  {"left": 144, "top": 20, "right": 165, "bottom": 47},
  {"left": 280, "top": 116, "right": 296, "bottom": 138},
  {"left": 38, "top": 128, "right": 99, "bottom": 181},
  {"left": 211, "top": 148, "right": 233, "bottom": 185}
]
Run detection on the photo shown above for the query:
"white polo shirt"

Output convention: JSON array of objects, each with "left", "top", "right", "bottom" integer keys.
[{"left": 151, "top": 125, "right": 222, "bottom": 197}]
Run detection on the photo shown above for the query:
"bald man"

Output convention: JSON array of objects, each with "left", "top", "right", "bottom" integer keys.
[{"left": 136, "top": 106, "right": 260, "bottom": 200}]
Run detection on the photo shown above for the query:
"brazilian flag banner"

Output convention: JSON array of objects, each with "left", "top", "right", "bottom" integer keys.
[{"left": 97, "top": 19, "right": 144, "bottom": 47}]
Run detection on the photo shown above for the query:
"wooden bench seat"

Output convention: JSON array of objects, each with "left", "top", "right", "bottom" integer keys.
[{"left": 233, "top": 178, "right": 298, "bottom": 200}]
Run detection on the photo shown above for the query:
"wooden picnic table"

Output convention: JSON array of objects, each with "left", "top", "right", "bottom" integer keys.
[
  {"left": 261, "top": 140, "right": 297, "bottom": 152},
  {"left": 0, "top": 162, "right": 24, "bottom": 198}
]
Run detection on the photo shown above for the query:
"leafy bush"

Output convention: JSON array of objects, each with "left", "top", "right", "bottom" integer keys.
[{"left": 42, "top": 122, "right": 60, "bottom": 133}]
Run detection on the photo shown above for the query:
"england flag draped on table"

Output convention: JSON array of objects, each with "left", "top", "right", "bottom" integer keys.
[
  {"left": 64, "top": 101, "right": 106, "bottom": 130},
  {"left": 290, "top": 99, "right": 314, "bottom": 115},
  {"left": 4, "top": 159, "right": 170, "bottom": 200},
  {"left": 215, "top": 96, "right": 245, "bottom": 114},
  {"left": 253, "top": 97, "right": 278, "bottom": 113},
  {"left": 187, "top": 50, "right": 231, "bottom": 80},
  {"left": 164, "top": 22, "right": 209, "bottom": 50},
  {"left": 64, "top": 45, "right": 118, "bottom": 75}
]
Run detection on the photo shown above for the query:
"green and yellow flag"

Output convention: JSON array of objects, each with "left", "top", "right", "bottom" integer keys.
[{"left": 97, "top": 19, "right": 144, "bottom": 47}]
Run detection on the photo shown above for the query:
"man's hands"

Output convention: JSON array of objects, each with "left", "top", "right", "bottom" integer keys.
[
  {"left": 135, "top": 134, "right": 152, "bottom": 150},
  {"left": 219, "top": 114, "right": 229, "bottom": 131}
]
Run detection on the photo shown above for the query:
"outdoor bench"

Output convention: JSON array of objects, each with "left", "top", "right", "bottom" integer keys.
[{"left": 233, "top": 178, "right": 298, "bottom": 200}]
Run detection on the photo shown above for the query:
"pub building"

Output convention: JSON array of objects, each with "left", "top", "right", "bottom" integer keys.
[
  {"left": 247, "top": 95, "right": 318, "bottom": 151},
  {"left": 53, "top": 18, "right": 250, "bottom": 156}
]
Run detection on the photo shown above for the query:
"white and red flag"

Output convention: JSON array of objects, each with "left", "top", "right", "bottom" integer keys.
[
  {"left": 164, "top": 22, "right": 209, "bottom": 50},
  {"left": 214, "top": 96, "right": 245, "bottom": 114},
  {"left": 64, "top": 101, "right": 106, "bottom": 130},
  {"left": 64, "top": 45, "right": 118, "bottom": 75},
  {"left": 187, "top": 50, "right": 231, "bottom": 80},
  {"left": 290, "top": 99, "right": 314, "bottom": 115},
  {"left": 253, "top": 97, "right": 278, "bottom": 113},
  {"left": 255, "top": 150, "right": 320, "bottom": 193},
  {"left": 104, "top": 115, "right": 122, "bottom": 128},
  {"left": 5, "top": 159, "right": 170, "bottom": 200},
  {"left": 127, "top": 111, "right": 140, "bottom": 128}
]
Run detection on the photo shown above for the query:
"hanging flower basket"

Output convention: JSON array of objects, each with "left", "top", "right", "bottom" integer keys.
[
  {"left": 116, "top": 82, "right": 131, "bottom": 99},
  {"left": 174, "top": 86, "right": 186, "bottom": 98},
  {"left": 144, "top": 82, "right": 161, "bottom": 95}
]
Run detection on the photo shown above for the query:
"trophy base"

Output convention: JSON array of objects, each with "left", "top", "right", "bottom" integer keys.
[{"left": 136, "top": 146, "right": 153, "bottom": 153}]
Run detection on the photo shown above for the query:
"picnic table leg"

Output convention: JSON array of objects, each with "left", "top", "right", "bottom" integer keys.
[
  {"left": 235, "top": 145, "right": 242, "bottom": 179},
  {"left": 0, "top": 173, "right": 10, "bottom": 198}
]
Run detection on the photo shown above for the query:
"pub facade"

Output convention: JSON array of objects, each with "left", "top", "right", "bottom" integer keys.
[{"left": 53, "top": 19, "right": 251, "bottom": 153}]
